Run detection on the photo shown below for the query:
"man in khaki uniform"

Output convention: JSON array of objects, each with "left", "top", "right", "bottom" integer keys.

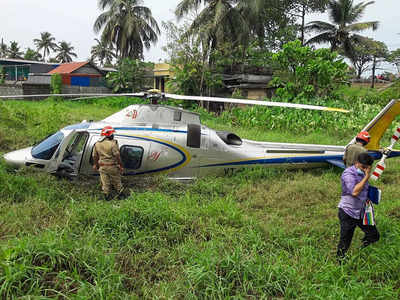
[
  {"left": 343, "top": 131, "right": 370, "bottom": 168},
  {"left": 92, "top": 126, "right": 124, "bottom": 200}
]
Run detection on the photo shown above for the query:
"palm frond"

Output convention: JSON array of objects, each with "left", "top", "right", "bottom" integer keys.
[
  {"left": 305, "top": 32, "right": 335, "bottom": 46},
  {"left": 305, "top": 21, "right": 336, "bottom": 33},
  {"left": 175, "top": 0, "right": 203, "bottom": 20},
  {"left": 349, "top": 1, "right": 375, "bottom": 23},
  {"left": 345, "top": 21, "right": 379, "bottom": 32}
]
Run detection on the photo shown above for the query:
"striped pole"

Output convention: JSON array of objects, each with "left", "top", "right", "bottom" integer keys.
[
  {"left": 390, "top": 127, "right": 400, "bottom": 146},
  {"left": 371, "top": 125, "right": 400, "bottom": 181},
  {"left": 371, "top": 157, "right": 386, "bottom": 181}
]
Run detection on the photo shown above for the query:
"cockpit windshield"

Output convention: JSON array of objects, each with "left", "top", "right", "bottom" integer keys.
[{"left": 31, "top": 131, "right": 64, "bottom": 160}]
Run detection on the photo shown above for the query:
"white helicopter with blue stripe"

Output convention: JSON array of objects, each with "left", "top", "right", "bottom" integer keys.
[{"left": 3, "top": 92, "right": 400, "bottom": 180}]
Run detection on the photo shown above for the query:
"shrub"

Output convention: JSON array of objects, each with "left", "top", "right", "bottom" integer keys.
[
  {"left": 270, "top": 40, "right": 350, "bottom": 100},
  {"left": 50, "top": 73, "right": 62, "bottom": 94},
  {"left": 0, "top": 66, "right": 5, "bottom": 84}
]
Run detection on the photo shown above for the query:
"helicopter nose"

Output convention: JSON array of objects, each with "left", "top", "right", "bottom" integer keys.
[{"left": 3, "top": 147, "right": 32, "bottom": 168}]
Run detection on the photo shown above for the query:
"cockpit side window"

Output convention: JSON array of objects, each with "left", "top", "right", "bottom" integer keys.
[
  {"left": 120, "top": 146, "right": 143, "bottom": 169},
  {"left": 31, "top": 131, "right": 64, "bottom": 160}
]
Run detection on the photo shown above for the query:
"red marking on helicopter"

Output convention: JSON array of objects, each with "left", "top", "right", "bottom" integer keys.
[
  {"left": 125, "top": 109, "right": 138, "bottom": 119},
  {"left": 149, "top": 151, "right": 161, "bottom": 161}
]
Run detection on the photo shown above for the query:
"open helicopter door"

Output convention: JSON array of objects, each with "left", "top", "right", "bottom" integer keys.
[{"left": 46, "top": 130, "right": 77, "bottom": 174}]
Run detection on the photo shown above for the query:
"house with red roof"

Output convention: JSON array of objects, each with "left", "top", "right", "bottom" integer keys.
[{"left": 48, "top": 61, "right": 106, "bottom": 87}]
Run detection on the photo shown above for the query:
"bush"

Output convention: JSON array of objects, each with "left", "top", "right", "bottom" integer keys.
[
  {"left": 270, "top": 40, "right": 350, "bottom": 100},
  {"left": 50, "top": 73, "right": 62, "bottom": 94},
  {"left": 106, "top": 59, "right": 150, "bottom": 93},
  {"left": 0, "top": 66, "right": 5, "bottom": 84}
]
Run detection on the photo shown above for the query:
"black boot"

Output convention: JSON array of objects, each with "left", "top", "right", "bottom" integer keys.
[{"left": 117, "top": 188, "right": 127, "bottom": 200}]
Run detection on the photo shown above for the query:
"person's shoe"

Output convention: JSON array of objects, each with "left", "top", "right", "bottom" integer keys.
[
  {"left": 104, "top": 194, "right": 112, "bottom": 201},
  {"left": 117, "top": 188, "right": 127, "bottom": 200},
  {"left": 337, "top": 255, "right": 347, "bottom": 265}
]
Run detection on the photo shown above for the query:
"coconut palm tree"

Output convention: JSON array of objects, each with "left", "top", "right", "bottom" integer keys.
[
  {"left": 305, "top": 0, "right": 378, "bottom": 54},
  {"left": 33, "top": 32, "right": 57, "bottom": 62},
  {"left": 0, "top": 39, "right": 8, "bottom": 58},
  {"left": 54, "top": 41, "right": 78, "bottom": 63},
  {"left": 175, "top": 0, "right": 249, "bottom": 53},
  {"left": 94, "top": 0, "right": 160, "bottom": 60},
  {"left": 7, "top": 41, "right": 23, "bottom": 59},
  {"left": 24, "top": 48, "right": 43, "bottom": 61},
  {"left": 90, "top": 38, "right": 116, "bottom": 66}
]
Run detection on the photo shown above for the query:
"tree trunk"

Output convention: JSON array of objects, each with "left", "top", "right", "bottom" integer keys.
[
  {"left": 357, "top": 67, "right": 362, "bottom": 79},
  {"left": 300, "top": 5, "right": 306, "bottom": 46},
  {"left": 371, "top": 56, "right": 376, "bottom": 89}
]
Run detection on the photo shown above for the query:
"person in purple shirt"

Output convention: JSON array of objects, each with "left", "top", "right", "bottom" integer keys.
[{"left": 337, "top": 152, "right": 380, "bottom": 260}]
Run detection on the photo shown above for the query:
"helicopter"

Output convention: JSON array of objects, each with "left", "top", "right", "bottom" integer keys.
[{"left": 2, "top": 91, "right": 400, "bottom": 181}]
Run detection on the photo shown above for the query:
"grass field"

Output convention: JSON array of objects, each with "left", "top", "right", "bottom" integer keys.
[{"left": 1, "top": 92, "right": 400, "bottom": 299}]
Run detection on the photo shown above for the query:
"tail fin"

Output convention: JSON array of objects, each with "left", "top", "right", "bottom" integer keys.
[{"left": 348, "top": 100, "right": 400, "bottom": 150}]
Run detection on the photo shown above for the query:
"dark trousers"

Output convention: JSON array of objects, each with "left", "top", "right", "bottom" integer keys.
[{"left": 337, "top": 208, "right": 380, "bottom": 258}]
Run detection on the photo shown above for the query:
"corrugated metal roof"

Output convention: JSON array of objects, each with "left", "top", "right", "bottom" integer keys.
[
  {"left": 0, "top": 58, "right": 59, "bottom": 66},
  {"left": 48, "top": 61, "right": 89, "bottom": 74}
]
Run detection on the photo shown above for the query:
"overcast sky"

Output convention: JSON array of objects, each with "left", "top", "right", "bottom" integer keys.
[{"left": 1, "top": 0, "right": 399, "bottom": 69}]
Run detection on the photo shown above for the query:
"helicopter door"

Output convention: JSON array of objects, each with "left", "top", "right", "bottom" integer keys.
[
  {"left": 46, "top": 130, "right": 77, "bottom": 173},
  {"left": 57, "top": 131, "right": 89, "bottom": 176}
]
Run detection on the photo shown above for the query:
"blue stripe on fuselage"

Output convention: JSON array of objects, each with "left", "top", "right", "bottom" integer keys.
[
  {"left": 196, "top": 155, "right": 345, "bottom": 168},
  {"left": 196, "top": 150, "right": 393, "bottom": 168}
]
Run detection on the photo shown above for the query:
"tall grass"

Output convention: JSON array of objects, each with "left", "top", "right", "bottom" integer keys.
[{"left": 1, "top": 87, "right": 400, "bottom": 298}]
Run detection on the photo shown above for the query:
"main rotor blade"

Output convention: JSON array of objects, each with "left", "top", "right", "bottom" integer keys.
[
  {"left": 164, "top": 93, "right": 349, "bottom": 113},
  {"left": 1, "top": 92, "right": 348, "bottom": 112},
  {"left": 68, "top": 93, "right": 145, "bottom": 101},
  {"left": 0, "top": 93, "right": 144, "bottom": 100}
]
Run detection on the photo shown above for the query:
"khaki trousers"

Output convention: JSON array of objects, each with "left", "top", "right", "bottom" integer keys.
[{"left": 99, "top": 165, "right": 122, "bottom": 195}]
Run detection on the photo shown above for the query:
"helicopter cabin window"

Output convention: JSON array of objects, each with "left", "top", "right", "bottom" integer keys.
[
  {"left": 120, "top": 146, "right": 143, "bottom": 169},
  {"left": 31, "top": 131, "right": 64, "bottom": 160}
]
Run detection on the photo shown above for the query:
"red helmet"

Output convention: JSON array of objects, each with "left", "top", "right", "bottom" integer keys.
[
  {"left": 356, "top": 131, "right": 370, "bottom": 143},
  {"left": 101, "top": 126, "right": 115, "bottom": 137}
]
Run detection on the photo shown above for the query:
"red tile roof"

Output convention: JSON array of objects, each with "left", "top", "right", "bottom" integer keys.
[{"left": 48, "top": 61, "right": 89, "bottom": 74}]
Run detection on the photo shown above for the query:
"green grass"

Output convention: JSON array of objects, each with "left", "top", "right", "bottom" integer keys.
[{"left": 1, "top": 93, "right": 400, "bottom": 298}]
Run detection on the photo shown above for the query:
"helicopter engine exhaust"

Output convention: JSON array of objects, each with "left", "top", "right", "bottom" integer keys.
[{"left": 216, "top": 131, "right": 242, "bottom": 146}]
